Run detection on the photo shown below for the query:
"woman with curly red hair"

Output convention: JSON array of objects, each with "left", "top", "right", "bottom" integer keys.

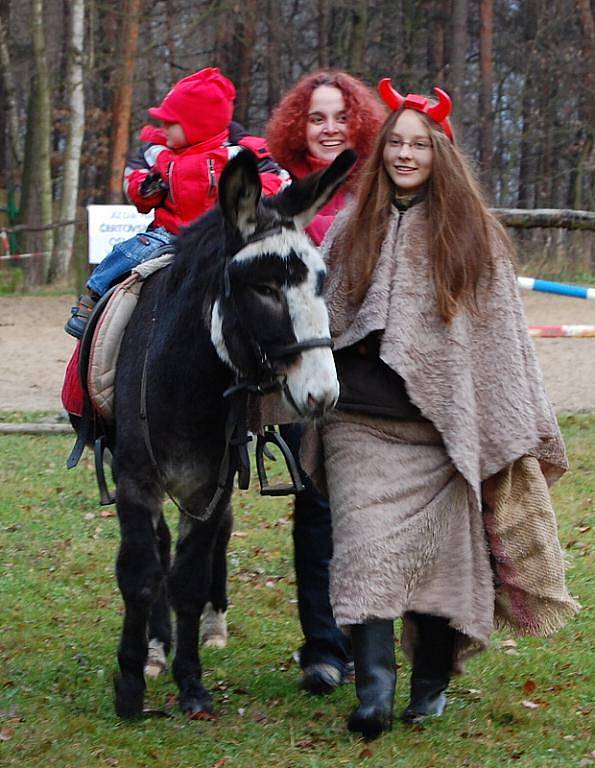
[
  {"left": 267, "top": 70, "right": 386, "bottom": 245},
  {"left": 265, "top": 71, "right": 386, "bottom": 698}
]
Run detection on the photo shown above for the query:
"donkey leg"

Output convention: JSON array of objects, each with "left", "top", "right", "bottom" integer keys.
[
  {"left": 170, "top": 508, "right": 229, "bottom": 716},
  {"left": 200, "top": 502, "right": 232, "bottom": 649},
  {"left": 114, "top": 478, "right": 164, "bottom": 718},
  {"left": 146, "top": 514, "right": 172, "bottom": 677}
]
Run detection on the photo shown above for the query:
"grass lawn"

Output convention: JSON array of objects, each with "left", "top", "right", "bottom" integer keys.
[{"left": 0, "top": 413, "right": 593, "bottom": 768}]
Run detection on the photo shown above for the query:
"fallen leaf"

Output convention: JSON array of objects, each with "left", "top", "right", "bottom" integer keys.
[
  {"left": 294, "top": 738, "right": 315, "bottom": 749},
  {"left": 211, "top": 760, "right": 226, "bottom": 768},
  {"left": 100, "top": 509, "right": 115, "bottom": 517},
  {"left": 188, "top": 710, "right": 216, "bottom": 721},
  {"left": 521, "top": 700, "right": 540, "bottom": 709},
  {"left": 522, "top": 679, "right": 537, "bottom": 694},
  {"left": 359, "top": 747, "right": 374, "bottom": 758},
  {"left": 0, "top": 728, "right": 13, "bottom": 741},
  {"left": 577, "top": 526, "right": 590, "bottom": 533},
  {"left": 231, "top": 531, "right": 248, "bottom": 538}
]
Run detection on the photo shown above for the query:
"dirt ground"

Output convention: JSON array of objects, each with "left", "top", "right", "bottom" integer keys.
[{"left": 0, "top": 292, "right": 594, "bottom": 414}]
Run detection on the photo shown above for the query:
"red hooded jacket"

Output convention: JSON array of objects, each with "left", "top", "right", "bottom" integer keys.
[{"left": 125, "top": 126, "right": 286, "bottom": 235}]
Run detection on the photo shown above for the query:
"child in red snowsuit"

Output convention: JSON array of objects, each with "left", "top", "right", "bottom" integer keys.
[{"left": 66, "top": 67, "right": 286, "bottom": 338}]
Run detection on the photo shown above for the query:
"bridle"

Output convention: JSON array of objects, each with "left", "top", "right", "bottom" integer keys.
[
  {"left": 140, "top": 225, "right": 333, "bottom": 522},
  {"left": 221, "top": 224, "right": 333, "bottom": 405}
]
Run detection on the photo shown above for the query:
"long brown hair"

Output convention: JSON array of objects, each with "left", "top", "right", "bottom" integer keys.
[{"left": 329, "top": 109, "right": 512, "bottom": 322}]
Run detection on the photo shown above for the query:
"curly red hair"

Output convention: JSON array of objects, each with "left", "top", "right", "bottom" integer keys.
[{"left": 266, "top": 70, "right": 387, "bottom": 182}]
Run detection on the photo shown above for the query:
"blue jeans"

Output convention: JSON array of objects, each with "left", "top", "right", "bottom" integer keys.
[
  {"left": 280, "top": 423, "right": 352, "bottom": 673},
  {"left": 87, "top": 227, "right": 175, "bottom": 296}
]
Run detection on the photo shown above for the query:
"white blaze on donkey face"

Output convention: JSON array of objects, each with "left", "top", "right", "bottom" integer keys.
[{"left": 230, "top": 229, "right": 339, "bottom": 418}]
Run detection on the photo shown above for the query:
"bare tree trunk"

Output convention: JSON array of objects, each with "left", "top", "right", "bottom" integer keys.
[
  {"left": 32, "top": 0, "right": 53, "bottom": 260},
  {"left": 348, "top": 0, "right": 368, "bottom": 76},
  {"left": 575, "top": 0, "right": 595, "bottom": 116},
  {"left": 400, "top": 0, "right": 421, "bottom": 84},
  {"left": 235, "top": 0, "right": 257, "bottom": 126},
  {"left": 164, "top": 0, "right": 176, "bottom": 85},
  {"left": 267, "top": 0, "right": 282, "bottom": 112},
  {"left": 478, "top": 0, "right": 493, "bottom": 196},
  {"left": 214, "top": 1, "right": 237, "bottom": 82},
  {"left": 449, "top": 0, "right": 469, "bottom": 140},
  {"left": 318, "top": 0, "right": 330, "bottom": 68},
  {"left": 330, "top": 5, "right": 352, "bottom": 67},
  {"left": 50, "top": 0, "right": 85, "bottom": 283},
  {"left": 574, "top": 0, "right": 595, "bottom": 209},
  {"left": 539, "top": 84, "right": 554, "bottom": 207},
  {"left": 427, "top": 0, "right": 448, "bottom": 80},
  {"left": 18, "top": 0, "right": 53, "bottom": 284},
  {"left": 107, "top": 0, "right": 141, "bottom": 203},
  {"left": 516, "top": 0, "right": 537, "bottom": 208},
  {"left": 0, "top": 13, "right": 22, "bottom": 168}
]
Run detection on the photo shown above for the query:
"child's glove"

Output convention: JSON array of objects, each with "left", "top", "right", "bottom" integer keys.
[{"left": 139, "top": 171, "right": 168, "bottom": 198}]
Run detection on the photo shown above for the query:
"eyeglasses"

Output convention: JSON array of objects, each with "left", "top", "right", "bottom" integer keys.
[{"left": 388, "top": 138, "right": 433, "bottom": 152}]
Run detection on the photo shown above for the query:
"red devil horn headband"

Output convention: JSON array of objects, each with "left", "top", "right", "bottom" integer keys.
[{"left": 378, "top": 78, "right": 454, "bottom": 141}]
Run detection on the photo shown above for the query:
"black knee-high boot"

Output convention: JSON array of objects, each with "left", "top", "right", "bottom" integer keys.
[
  {"left": 401, "top": 612, "right": 456, "bottom": 724},
  {"left": 347, "top": 620, "right": 396, "bottom": 739}
]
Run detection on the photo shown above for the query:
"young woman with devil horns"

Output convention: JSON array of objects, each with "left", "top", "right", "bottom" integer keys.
[{"left": 301, "top": 79, "right": 577, "bottom": 739}]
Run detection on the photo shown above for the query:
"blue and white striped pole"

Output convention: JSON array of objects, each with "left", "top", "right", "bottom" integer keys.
[{"left": 518, "top": 277, "right": 595, "bottom": 300}]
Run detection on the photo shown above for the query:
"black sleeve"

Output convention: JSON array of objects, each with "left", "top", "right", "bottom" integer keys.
[{"left": 125, "top": 143, "right": 151, "bottom": 173}]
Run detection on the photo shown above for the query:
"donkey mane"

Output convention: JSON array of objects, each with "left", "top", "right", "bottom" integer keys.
[{"left": 165, "top": 208, "right": 227, "bottom": 308}]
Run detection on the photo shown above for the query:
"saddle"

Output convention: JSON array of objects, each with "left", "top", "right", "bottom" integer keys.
[{"left": 63, "top": 251, "right": 176, "bottom": 502}]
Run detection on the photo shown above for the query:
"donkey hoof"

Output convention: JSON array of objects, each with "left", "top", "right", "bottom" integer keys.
[
  {"left": 144, "top": 639, "right": 168, "bottom": 678},
  {"left": 114, "top": 675, "right": 145, "bottom": 719},
  {"left": 200, "top": 604, "right": 228, "bottom": 648},
  {"left": 179, "top": 680, "right": 214, "bottom": 718},
  {"left": 202, "top": 632, "right": 227, "bottom": 649}
]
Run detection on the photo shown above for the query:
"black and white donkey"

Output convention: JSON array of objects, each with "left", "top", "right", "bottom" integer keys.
[{"left": 107, "top": 148, "right": 356, "bottom": 718}]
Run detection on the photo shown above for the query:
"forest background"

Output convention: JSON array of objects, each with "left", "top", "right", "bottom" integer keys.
[{"left": 0, "top": 0, "right": 593, "bottom": 288}]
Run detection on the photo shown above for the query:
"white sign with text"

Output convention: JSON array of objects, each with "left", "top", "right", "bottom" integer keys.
[{"left": 87, "top": 205, "right": 154, "bottom": 264}]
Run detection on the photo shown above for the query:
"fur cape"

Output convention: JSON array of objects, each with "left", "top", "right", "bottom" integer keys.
[{"left": 301, "top": 200, "right": 578, "bottom": 636}]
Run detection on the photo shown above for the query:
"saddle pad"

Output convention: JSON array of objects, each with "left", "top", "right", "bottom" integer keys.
[
  {"left": 87, "top": 279, "right": 142, "bottom": 420},
  {"left": 61, "top": 342, "right": 84, "bottom": 417},
  {"left": 87, "top": 252, "right": 176, "bottom": 420}
]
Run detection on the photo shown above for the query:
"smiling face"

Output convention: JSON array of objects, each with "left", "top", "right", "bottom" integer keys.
[
  {"left": 383, "top": 110, "right": 433, "bottom": 195},
  {"left": 305, "top": 85, "right": 353, "bottom": 163}
]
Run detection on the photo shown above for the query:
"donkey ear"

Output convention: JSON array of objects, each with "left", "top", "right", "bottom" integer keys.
[
  {"left": 219, "top": 149, "right": 262, "bottom": 238},
  {"left": 276, "top": 149, "right": 357, "bottom": 228}
]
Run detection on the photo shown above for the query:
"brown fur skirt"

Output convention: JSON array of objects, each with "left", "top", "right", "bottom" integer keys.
[{"left": 321, "top": 412, "right": 495, "bottom": 670}]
